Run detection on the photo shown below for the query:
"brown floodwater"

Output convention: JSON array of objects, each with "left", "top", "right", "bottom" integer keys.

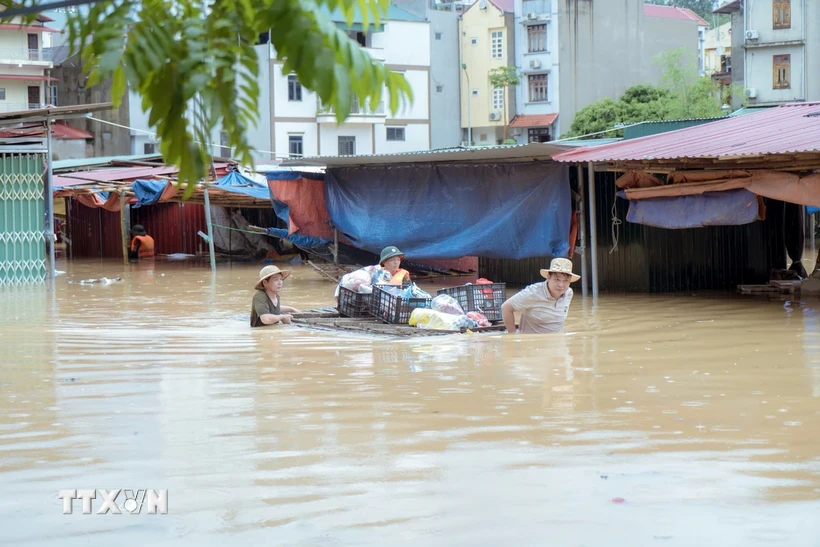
[{"left": 1, "top": 259, "right": 819, "bottom": 546}]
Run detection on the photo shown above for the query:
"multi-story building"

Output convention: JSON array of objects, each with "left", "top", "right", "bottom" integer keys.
[
  {"left": 0, "top": 10, "right": 58, "bottom": 112},
  {"left": 715, "top": 0, "right": 818, "bottom": 108},
  {"left": 505, "top": 0, "right": 708, "bottom": 141}
]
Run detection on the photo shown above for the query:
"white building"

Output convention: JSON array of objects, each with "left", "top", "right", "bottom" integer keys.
[{"left": 0, "top": 11, "right": 58, "bottom": 112}]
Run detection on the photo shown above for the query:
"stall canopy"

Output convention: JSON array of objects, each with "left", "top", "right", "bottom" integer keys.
[{"left": 325, "top": 162, "right": 571, "bottom": 259}]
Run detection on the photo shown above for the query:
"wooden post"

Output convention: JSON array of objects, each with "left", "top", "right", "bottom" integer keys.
[
  {"left": 120, "top": 190, "right": 128, "bottom": 264},
  {"left": 587, "top": 161, "right": 599, "bottom": 298},
  {"left": 45, "top": 115, "right": 55, "bottom": 285},
  {"left": 203, "top": 186, "right": 216, "bottom": 271},
  {"left": 333, "top": 227, "right": 339, "bottom": 264},
  {"left": 576, "top": 164, "right": 588, "bottom": 298}
]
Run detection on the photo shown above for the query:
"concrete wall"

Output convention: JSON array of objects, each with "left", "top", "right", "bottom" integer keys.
[
  {"left": 556, "top": 0, "right": 701, "bottom": 137},
  {"left": 730, "top": 9, "right": 745, "bottom": 108},
  {"left": 53, "top": 139, "right": 89, "bottom": 160},
  {"left": 52, "top": 54, "right": 131, "bottom": 157},
  {"left": 428, "top": 9, "right": 462, "bottom": 149}
]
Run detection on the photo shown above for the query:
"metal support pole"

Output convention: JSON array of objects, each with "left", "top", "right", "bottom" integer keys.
[
  {"left": 576, "top": 164, "right": 588, "bottom": 298},
  {"left": 461, "top": 63, "right": 471, "bottom": 146},
  {"left": 333, "top": 227, "right": 339, "bottom": 264},
  {"left": 45, "top": 115, "right": 55, "bottom": 284},
  {"left": 587, "top": 161, "right": 599, "bottom": 298},
  {"left": 203, "top": 187, "right": 216, "bottom": 271},
  {"left": 120, "top": 190, "right": 128, "bottom": 265}
]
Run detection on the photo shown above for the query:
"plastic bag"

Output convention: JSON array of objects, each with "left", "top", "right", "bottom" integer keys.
[
  {"left": 410, "top": 308, "right": 479, "bottom": 331},
  {"left": 466, "top": 311, "right": 491, "bottom": 327},
  {"left": 401, "top": 283, "right": 431, "bottom": 300},
  {"left": 371, "top": 268, "right": 392, "bottom": 286},
  {"left": 340, "top": 269, "right": 373, "bottom": 293},
  {"left": 431, "top": 294, "right": 465, "bottom": 315}
]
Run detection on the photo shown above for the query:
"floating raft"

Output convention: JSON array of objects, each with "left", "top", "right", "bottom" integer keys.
[
  {"left": 737, "top": 279, "right": 802, "bottom": 295},
  {"left": 291, "top": 308, "right": 507, "bottom": 337}
]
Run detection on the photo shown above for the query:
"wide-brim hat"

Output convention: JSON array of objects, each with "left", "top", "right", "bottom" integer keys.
[
  {"left": 379, "top": 246, "right": 405, "bottom": 265},
  {"left": 130, "top": 224, "right": 147, "bottom": 236},
  {"left": 540, "top": 257, "right": 580, "bottom": 283},
  {"left": 255, "top": 265, "right": 291, "bottom": 290}
]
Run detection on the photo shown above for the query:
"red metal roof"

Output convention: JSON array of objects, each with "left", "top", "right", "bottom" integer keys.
[
  {"left": 509, "top": 113, "right": 558, "bottom": 128},
  {"left": 0, "top": 121, "right": 93, "bottom": 140},
  {"left": 713, "top": 0, "right": 741, "bottom": 14},
  {"left": 52, "top": 122, "right": 95, "bottom": 140},
  {"left": 0, "top": 23, "right": 60, "bottom": 32},
  {"left": 553, "top": 103, "right": 820, "bottom": 163},
  {"left": 643, "top": 4, "right": 710, "bottom": 26},
  {"left": 0, "top": 74, "right": 58, "bottom": 82}
]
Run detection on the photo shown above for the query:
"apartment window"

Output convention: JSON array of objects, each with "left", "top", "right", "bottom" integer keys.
[
  {"left": 491, "top": 30, "right": 503, "bottom": 59},
  {"left": 288, "top": 75, "right": 302, "bottom": 101},
  {"left": 386, "top": 127, "right": 405, "bottom": 141},
  {"left": 347, "top": 31, "right": 367, "bottom": 47},
  {"left": 527, "top": 24, "right": 546, "bottom": 52},
  {"left": 470, "top": 37, "right": 478, "bottom": 46},
  {"left": 144, "top": 143, "right": 155, "bottom": 154},
  {"left": 773, "top": 0, "right": 791, "bottom": 29},
  {"left": 0, "top": 88, "right": 5, "bottom": 100},
  {"left": 471, "top": 89, "right": 479, "bottom": 96},
  {"left": 436, "top": 84, "right": 444, "bottom": 92},
  {"left": 288, "top": 135, "right": 303, "bottom": 158},
  {"left": 219, "top": 130, "right": 231, "bottom": 158},
  {"left": 528, "top": 73, "right": 548, "bottom": 102},
  {"left": 435, "top": 32, "right": 442, "bottom": 40},
  {"left": 773, "top": 54, "right": 791, "bottom": 89},
  {"left": 338, "top": 136, "right": 356, "bottom": 155},
  {"left": 528, "top": 127, "right": 550, "bottom": 143},
  {"left": 492, "top": 87, "right": 504, "bottom": 110},
  {"left": 50, "top": 85, "right": 58, "bottom": 106}
]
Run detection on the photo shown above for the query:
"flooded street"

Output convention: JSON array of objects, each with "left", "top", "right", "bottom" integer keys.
[{"left": 1, "top": 259, "right": 819, "bottom": 546}]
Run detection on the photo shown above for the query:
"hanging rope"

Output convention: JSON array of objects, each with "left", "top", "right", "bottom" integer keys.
[{"left": 609, "top": 195, "right": 622, "bottom": 254}]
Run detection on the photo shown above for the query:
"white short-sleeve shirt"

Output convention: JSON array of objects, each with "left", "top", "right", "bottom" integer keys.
[{"left": 508, "top": 282, "right": 573, "bottom": 334}]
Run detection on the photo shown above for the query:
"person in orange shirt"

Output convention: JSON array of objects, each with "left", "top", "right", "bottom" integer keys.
[
  {"left": 379, "top": 246, "right": 410, "bottom": 286},
  {"left": 128, "top": 224, "right": 155, "bottom": 260}
]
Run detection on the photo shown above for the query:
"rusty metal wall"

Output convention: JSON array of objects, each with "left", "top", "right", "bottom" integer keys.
[
  {"left": 66, "top": 198, "right": 123, "bottom": 259},
  {"left": 131, "top": 202, "right": 207, "bottom": 256},
  {"left": 479, "top": 171, "right": 786, "bottom": 292}
]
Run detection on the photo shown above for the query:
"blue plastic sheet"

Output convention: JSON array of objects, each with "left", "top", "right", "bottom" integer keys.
[
  {"left": 131, "top": 179, "right": 168, "bottom": 207},
  {"left": 625, "top": 189, "right": 761, "bottom": 229},
  {"left": 808, "top": 206, "right": 820, "bottom": 214},
  {"left": 214, "top": 171, "right": 271, "bottom": 200},
  {"left": 263, "top": 170, "right": 325, "bottom": 182},
  {"left": 264, "top": 227, "right": 330, "bottom": 247},
  {"left": 325, "top": 163, "right": 571, "bottom": 259}
]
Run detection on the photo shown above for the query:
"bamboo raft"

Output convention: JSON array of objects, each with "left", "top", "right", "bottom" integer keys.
[{"left": 291, "top": 308, "right": 507, "bottom": 337}]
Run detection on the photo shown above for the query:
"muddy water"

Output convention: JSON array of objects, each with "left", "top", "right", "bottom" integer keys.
[{"left": 1, "top": 259, "right": 819, "bottom": 546}]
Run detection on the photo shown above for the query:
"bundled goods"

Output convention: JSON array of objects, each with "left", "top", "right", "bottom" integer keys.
[
  {"left": 409, "top": 308, "right": 480, "bottom": 331},
  {"left": 431, "top": 294, "right": 465, "bottom": 315}
]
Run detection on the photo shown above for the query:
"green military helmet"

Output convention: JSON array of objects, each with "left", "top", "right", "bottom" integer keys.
[{"left": 379, "top": 246, "right": 405, "bottom": 265}]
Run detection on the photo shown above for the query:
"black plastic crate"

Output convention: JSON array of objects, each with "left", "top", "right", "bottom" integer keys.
[
  {"left": 337, "top": 286, "right": 373, "bottom": 318},
  {"left": 371, "top": 284, "right": 432, "bottom": 324},
  {"left": 436, "top": 283, "right": 506, "bottom": 321}
]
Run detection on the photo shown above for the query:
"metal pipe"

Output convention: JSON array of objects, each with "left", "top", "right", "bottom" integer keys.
[
  {"left": 45, "top": 115, "right": 55, "bottom": 285},
  {"left": 576, "top": 164, "right": 588, "bottom": 297},
  {"left": 203, "top": 187, "right": 216, "bottom": 271},
  {"left": 587, "top": 161, "right": 598, "bottom": 298}
]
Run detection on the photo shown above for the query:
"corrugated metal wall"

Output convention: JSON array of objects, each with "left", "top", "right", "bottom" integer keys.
[
  {"left": 67, "top": 200, "right": 209, "bottom": 259},
  {"left": 479, "top": 171, "right": 787, "bottom": 292},
  {"left": 624, "top": 118, "right": 727, "bottom": 140}
]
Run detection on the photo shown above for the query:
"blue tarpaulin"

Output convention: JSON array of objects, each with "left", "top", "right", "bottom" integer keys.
[
  {"left": 324, "top": 163, "right": 571, "bottom": 259},
  {"left": 264, "top": 227, "right": 330, "bottom": 247},
  {"left": 808, "top": 206, "right": 820, "bottom": 214},
  {"left": 132, "top": 179, "right": 168, "bottom": 207},
  {"left": 624, "top": 189, "right": 761, "bottom": 229},
  {"left": 214, "top": 171, "right": 271, "bottom": 200},
  {"left": 263, "top": 170, "right": 325, "bottom": 182}
]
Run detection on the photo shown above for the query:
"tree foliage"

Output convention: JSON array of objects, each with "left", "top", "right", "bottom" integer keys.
[
  {"left": 487, "top": 66, "right": 520, "bottom": 141},
  {"left": 564, "top": 48, "right": 724, "bottom": 139},
  {"left": 6, "top": 0, "right": 412, "bottom": 190}
]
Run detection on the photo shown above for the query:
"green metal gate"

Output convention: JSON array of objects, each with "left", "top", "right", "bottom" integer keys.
[{"left": 0, "top": 153, "right": 46, "bottom": 285}]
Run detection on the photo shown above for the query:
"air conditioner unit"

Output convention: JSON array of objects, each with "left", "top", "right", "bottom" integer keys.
[
  {"left": 489, "top": 111, "right": 502, "bottom": 121},
  {"left": 745, "top": 29, "right": 759, "bottom": 40},
  {"left": 745, "top": 87, "right": 757, "bottom": 99},
  {"left": 527, "top": 12, "right": 538, "bottom": 20},
  {"left": 529, "top": 59, "right": 542, "bottom": 69}
]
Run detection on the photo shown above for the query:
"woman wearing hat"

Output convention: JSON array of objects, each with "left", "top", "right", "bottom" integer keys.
[
  {"left": 251, "top": 265, "right": 300, "bottom": 328},
  {"left": 127, "top": 224, "right": 155, "bottom": 260},
  {"left": 334, "top": 246, "right": 410, "bottom": 300},
  {"left": 500, "top": 257, "right": 580, "bottom": 334}
]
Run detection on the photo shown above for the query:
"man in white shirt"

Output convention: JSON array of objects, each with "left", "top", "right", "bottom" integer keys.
[{"left": 501, "top": 257, "right": 581, "bottom": 334}]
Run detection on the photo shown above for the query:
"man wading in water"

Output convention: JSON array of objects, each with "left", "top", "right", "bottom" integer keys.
[
  {"left": 250, "top": 265, "right": 301, "bottom": 328},
  {"left": 500, "top": 257, "right": 580, "bottom": 334}
]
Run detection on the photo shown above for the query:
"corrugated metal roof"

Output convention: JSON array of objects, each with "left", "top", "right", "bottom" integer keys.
[
  {"left": 713, "top": 0, "right": 740, "bottom": 14},
  {"left": 509, "top": 113, "right": 558, "bottom": 128},
  {"left": 281, "top": 142, "right": 572, "bottom": 168},
  {"left": 623, "top": 117, "right": 726, "bottom": 140},
  {"left": 643, "top": 4, "right": 710, "bottom": 26},
  {"left": 553, "top": 103, "right": 820, "bottom": 163},
  {"left": 53, "top": 154, "right": 164, "bottom": 171}
]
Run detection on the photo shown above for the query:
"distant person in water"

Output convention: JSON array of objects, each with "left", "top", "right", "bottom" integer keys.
[
  {"left": 128, "top": 224, "right": 155, "bottom": 260},
  {"left": 251, "top": 265, "right": 301, "bottom": 328},
  {"left": 501, "top": 257, "right": 580, "bottom": 334},
  {"left": 334, "top": 246, "right": 411, "bottom": 301}
]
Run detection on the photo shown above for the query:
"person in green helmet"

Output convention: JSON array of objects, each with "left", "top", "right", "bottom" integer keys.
[{"left": 334, "top": 245, "right": 411, "bottom": 301}]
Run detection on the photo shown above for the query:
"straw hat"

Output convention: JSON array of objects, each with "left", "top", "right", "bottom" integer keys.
[
  {"left": 540, "top": 257, "right": 580, "bottom": 283},
  {"left": 379, "top": 246, "right": 405, "bottom": 265},
  {"left": 255, "top": 265, "right": 291, "bottom": 290}
]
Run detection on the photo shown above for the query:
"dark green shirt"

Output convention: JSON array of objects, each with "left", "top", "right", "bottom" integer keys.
[{"left": 250, "top": 290, "right": 281, "bottom": 328}]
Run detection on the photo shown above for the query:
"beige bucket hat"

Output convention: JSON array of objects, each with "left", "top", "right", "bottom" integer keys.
[
  {"left": 540, "top": 257, "right": 580, "bottom": 283},
  {"left": 255, "top": 265, "right": 291, "bottom": 290}
]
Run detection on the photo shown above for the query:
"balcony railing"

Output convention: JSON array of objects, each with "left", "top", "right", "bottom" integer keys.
[{"left": 0, "top": 48, "right": 53, "bottom": 62}]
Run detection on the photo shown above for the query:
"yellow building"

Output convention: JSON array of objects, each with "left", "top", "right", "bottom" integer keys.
[
  {"left": 704, "top": 21, "right": 732, "bottom": 76},
  {"left": 458, "top": 0, "right": 516, "bottom": 146}
]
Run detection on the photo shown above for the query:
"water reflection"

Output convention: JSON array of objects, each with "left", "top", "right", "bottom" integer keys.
[{"left": 0, "top": 260, "right": 819, "bottom": 545}]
